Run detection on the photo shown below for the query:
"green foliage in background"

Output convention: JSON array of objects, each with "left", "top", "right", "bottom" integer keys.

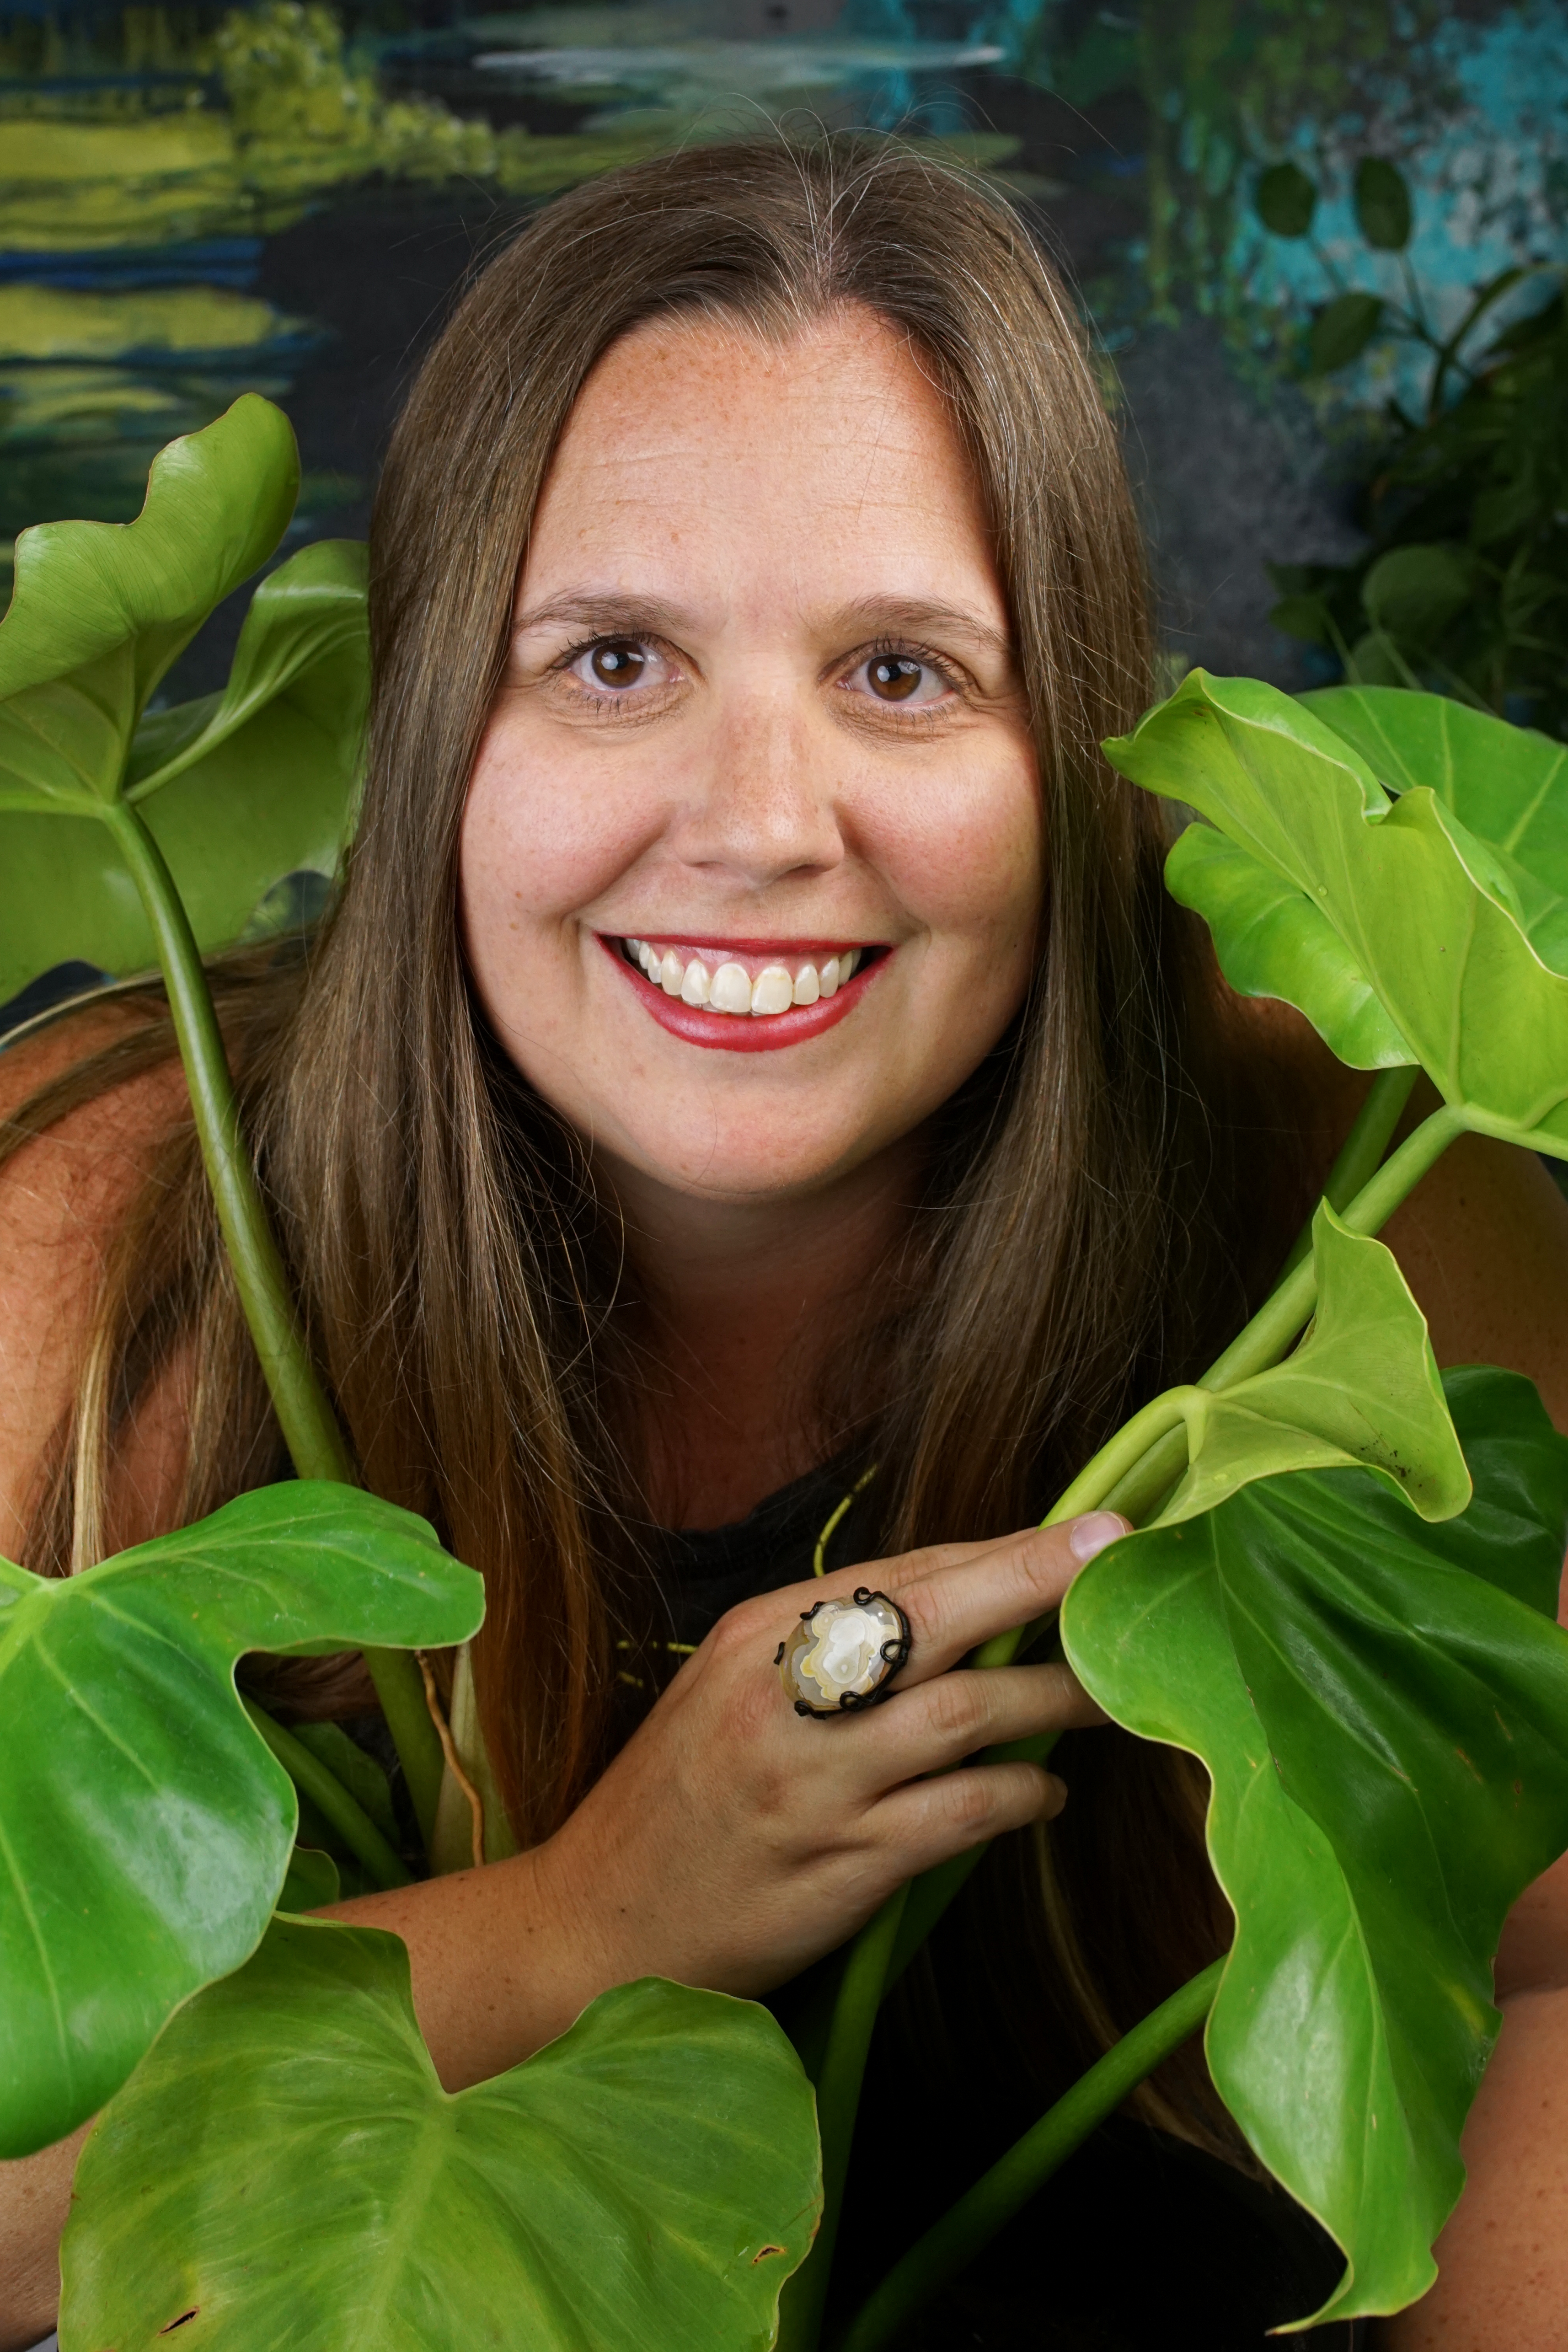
[{"left": 1255, "top": 154, "right": 1568, "bottom": 737}]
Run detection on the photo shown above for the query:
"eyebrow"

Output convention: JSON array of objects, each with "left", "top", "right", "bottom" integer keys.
[
  {"left": 512, "top": 590, "right": 693, "bottom": 638},
  {"left": 513, "top": 589, "right": 1013, "bottom": 661}
]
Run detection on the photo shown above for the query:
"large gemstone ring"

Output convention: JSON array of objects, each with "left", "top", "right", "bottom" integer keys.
[{"left": 775, "top": 1589, "right": 913, "bottom": 1718}]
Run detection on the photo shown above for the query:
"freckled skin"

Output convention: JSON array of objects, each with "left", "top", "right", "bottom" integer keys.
[{"left": 459, "top": 311, "right": 1041, "bottom": 1208}]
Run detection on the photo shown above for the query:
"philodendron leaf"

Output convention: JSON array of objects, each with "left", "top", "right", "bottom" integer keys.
[
  {"left": 0, "top": 410, "right": 369, "bottom": 1003},
  {"left": 1062, "top": 1368, "right": 1568, "bottom": 2325},
  {"left": 0, "top": 1481, "right": 483, "bottom": 2159},
  {"left": 0, "top": 394, "right": 297, "bottom": 816},
  {"left": 1109, "top": 670, "right": 1568, "bottom": 1154},
  {"left": 1304, "top": 683, "right": 1568, "bottom": 902},
  {"left": 60, "top": 1920, "right": 822, "bottom": 2352},
  {"left": 1162, "top": 1200, "right": 1469, "bottom": 1525}
]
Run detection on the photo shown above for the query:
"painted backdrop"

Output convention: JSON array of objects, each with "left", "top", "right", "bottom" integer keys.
[{"left": 2, "top": 0, "right": 1565, "bottom": 709}]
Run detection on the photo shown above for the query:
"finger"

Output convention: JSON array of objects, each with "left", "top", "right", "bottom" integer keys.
[
  {"left": 871, "top": 1760, "right": 1066, "bottom": 1875},
  {"left": 862, "top": 1662, "right": 1106, "bottom": 1780},
  {"left": 882, "top": 1515, "right": 1129, "bottom": 1688}
]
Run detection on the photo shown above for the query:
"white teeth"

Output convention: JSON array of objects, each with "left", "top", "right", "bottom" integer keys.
[
  {"left": 710, "top": 962, "right": 754, "bottom": 1015},
  {"left": 623, "top": 939, "right": 868, "bottom": 1014}
]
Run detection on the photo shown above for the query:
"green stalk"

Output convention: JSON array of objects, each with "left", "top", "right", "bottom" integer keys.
[
  {"left": 1279, "top": 1065, "right": 1418, "bottom": 1276},
  {"left": 1196, "top": 1102, "right": 1466, "bottom": 1397},
  {"left": 244, "top": 1699, "right": 412, "bottom": 1892},
  {"left": 776, "top": 1885, "right": 910, "bottom": 2352},
  {"left": 794, "top": 1100, "right": 1472, "bottom": 2340},
  {"left": 103, "top": 801, "right": 447, "bottom": 1850},
  {"left": 833, "top": 1960, "right": 1224, "bottom": 2352}
]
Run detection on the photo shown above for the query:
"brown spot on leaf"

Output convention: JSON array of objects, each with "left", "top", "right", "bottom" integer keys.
[
  {"left": 159, "top": 2312, "right": 199, "bottom": 2335},
  {"left": 753, "top": 2245, "right": 786, "bottom": 2263}
]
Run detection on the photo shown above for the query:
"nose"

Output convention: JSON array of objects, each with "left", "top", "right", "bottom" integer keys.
[{"left": 664, "top": 678, "right": 846, "bottom": 891}]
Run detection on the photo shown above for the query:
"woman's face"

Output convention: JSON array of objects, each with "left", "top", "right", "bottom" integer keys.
[{"left": 460, "top": 307, "right": 1041, "bottom": 1207}]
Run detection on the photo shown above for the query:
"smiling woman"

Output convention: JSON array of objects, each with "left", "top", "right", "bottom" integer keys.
[
  {"left": 5, "top": 136, "right": 1568, "bottom": 2352},
  {"left": 461, "top": 309, "right": 1040, "bottom": 1216}
]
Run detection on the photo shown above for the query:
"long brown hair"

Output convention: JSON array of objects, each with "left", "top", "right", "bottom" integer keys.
[{"left": 7, "top": 135, "right": 1308, "bottom": 2132}]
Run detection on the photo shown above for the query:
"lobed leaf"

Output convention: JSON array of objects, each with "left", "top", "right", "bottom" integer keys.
[
  {"left": 60, "top": 1920, "right": 822, "bottom": 2352},
  {"left": 1108, "top": 670, "right": 1568, "bottom": 1154},
  {"left": 1161, "top": 1200, "right": 1469, "bottom": 1526},
  {"left": 0, "top": 394, "right": 297, "bottom": 815},
  {"left": 1062, "top": 1368, "right": 1568, "bottom": 2325},
  {"left": 0, "top": 402, "right": 368, "bottom": 1004},
  {"left": 0, "top": 1481, "right": 482, "bottom": 2158}
]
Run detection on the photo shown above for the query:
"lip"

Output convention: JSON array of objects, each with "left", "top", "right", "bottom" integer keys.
[{"left": 599, "top": 934, "right": 888, "bottom": 1052}]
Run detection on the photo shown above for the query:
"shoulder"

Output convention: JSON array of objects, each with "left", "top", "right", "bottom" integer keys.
[{"left": 0, "top": 1004, "right": 187, "bottom": 1559}]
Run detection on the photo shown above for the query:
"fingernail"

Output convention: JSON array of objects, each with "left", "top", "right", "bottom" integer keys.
[
  {"left": 1068, "top": 1511, "right": 1129, "bottom": 1564},
  {"left": 1042, "top": 1773, "right": 1069, "bottom": 1819}
]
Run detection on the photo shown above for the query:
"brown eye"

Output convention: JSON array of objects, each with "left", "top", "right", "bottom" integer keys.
[
  {"left": 867, "top": 655, "right": 923, "bottom": 702},
  {"left": 589, "top": 641, "right": 647, "bottom": 688}
]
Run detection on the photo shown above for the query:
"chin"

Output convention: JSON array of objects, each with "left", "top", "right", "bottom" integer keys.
[{"left": 609, "top": 1117, "right": 879, "bottom": 1203}]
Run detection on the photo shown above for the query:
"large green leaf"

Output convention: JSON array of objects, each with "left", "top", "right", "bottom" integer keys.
[
  {"left": 0, "top": 398, "right": 368, "bottom": 1003},
  {"left": 0, "top": 1481, "right": 483, "bottom": 2159},
  {"left": 1111, "top": 670, "right": 1568, "bottom": 1153},
  {"left": 1062, "top": 1368, "right": 1568, "bottom": 2325},
  {"left": 1159, "top": 1200, "right": 1468, "bottom": 1526},
  {"left": 1304, "top": 684, "right": 1568, "bottom": 900},
  {"left": 60, "top": 1919, "right": 821, "bottom": 2352},
  {"left": 0, "top": 394, "right": 297, "bottom": 814}
]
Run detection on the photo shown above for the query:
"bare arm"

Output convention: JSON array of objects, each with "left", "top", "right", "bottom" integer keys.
[{"left": 0, "top": 2129, "right": 85, "bottom": 2352}]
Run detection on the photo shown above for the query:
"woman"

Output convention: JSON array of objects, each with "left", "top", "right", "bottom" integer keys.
[{"left": 3, "top": 137, "right": 1568, "bottom": 2350}]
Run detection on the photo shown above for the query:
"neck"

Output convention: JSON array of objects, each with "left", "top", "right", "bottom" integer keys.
[{"left": 604, "top": 1142, "right": 920, "bottom": 1529}]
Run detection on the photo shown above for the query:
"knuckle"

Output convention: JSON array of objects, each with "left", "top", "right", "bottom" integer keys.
[
  {"left": 935, "top": 1769, "right": 998, "bottom": 1837},
  {"left": 922, "top": 1670, "right": 988, "bottom": 1745}
]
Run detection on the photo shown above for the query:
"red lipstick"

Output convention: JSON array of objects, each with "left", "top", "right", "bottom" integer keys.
[{"left": 600, "top": 936, "right": 886, "bottom": 1052}]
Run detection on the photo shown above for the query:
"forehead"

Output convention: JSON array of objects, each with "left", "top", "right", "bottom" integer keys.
[{"left": 522, "top": 306, "right": 1002, "bottom": 618}]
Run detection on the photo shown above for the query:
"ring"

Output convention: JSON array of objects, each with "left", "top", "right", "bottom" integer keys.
[{"left": 775, "top": 1588, "right": 913, "bottom": 1718}]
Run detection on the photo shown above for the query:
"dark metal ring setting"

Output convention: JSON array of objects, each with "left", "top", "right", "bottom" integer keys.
[{"left": 774, "top": 1588, "right": 913, "bottom": 1718}]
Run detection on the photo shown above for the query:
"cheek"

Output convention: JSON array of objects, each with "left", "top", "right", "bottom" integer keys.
[
  {"left": 869, "top": 750, "right": 1043, "bottom": 970},
  {"left": 458, "top": 720, "right": 654, "bottom": 965}
]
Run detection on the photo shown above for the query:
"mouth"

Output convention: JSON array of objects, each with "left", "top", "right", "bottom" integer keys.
[{"left": 603, "top": 934, "right": 888, "bottom": 1052}]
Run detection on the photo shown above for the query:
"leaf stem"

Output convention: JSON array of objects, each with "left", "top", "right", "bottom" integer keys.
[
  {"left": 1279, "top": 1065, "right": 1418, "bottom": 1276},
  {"left": 1197, "top": 1101, "right": 1466, "bottom": 1396},
  {"left": 102, "top": 801, "right": 446, "bottom": 1851},
  {"left": 776, "top": 1885, "right": 910, "bottom": 2352},
  {"left": 243, "top": 1699, "right": 412, "bottom": 1892},
  {"left": 832, "top": 1960, "right": 1224, "bottom": 2352}
]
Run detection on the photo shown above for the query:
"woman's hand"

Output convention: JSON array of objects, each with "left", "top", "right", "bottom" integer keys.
[
  {"left": 535, "top": 1513, "right": 1123, "bottom": 2004},
  {"left": 338, "top": 1513, "right": 1122, "bottom": 2090}
]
